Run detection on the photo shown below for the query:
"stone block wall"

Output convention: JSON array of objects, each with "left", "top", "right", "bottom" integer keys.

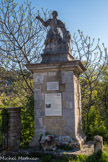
[
  {"left": 7, "top": 107, "right": 22, "bottom": 148},
  {"left": 33, "top": 70, "right": 82, "bottom": 143}
]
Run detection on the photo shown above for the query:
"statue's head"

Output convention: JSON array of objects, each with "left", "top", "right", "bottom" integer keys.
[{"left": 52, "top": 11, "right": 58, "bottom": 18}]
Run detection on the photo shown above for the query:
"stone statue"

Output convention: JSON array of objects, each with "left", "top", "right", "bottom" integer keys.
[{"left": 36, "top": 11, "right": 71, "bottom": 49}]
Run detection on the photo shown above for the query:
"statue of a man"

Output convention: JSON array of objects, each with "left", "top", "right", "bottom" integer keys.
[{"left": 36, "top": 11, "right": 71, "bottom": 46}]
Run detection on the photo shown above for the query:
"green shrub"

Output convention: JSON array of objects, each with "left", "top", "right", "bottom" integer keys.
[
  {"left": 20, "top": 95, "right": 35, "bottom": 148},
  {"left": 40, "top": 155, "right": 52, "bottom": 162},
  {"left": 85, "top": 150, "right": 108, "bottom": 162}
]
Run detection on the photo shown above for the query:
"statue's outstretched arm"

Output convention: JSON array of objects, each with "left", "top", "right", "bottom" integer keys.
[{"left": 36, "top": 16, "right": 49, "bottom": 27}]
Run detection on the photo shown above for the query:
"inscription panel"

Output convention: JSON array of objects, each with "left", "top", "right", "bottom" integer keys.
[
  {"left": 45, "top": 93, "right": 62, "bottom": 116},
  {"left": 47, "top": 82, "right": 59, "bottom": 91}
]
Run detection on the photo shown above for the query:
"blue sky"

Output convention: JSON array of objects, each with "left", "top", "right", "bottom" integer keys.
[{"left": 31, "top": 0, "right": 108, "bottom": 48}]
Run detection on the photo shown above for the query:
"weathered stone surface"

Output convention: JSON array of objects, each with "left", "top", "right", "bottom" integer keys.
[
  {"left": 42, "top": 117, "right": 67, "bottom": 135},
  {"left": 46, "top": 127, "right": 63, "bottom": 136},
  {"left": 34, "top": 88, "right": 41, "bottom": 93},
  {"left": 62, "top": 100, "right": 66, "bottom": 109},
  {"left": 63, "top": 109, "right": 74, "bottom": 118},
  {"left": 35, "top": 109, "right": 45, "bottom": 117},
  {"left": 66, "top": 118, "right": 75, "bottom": 126},
  {"left": 34, "top": 118, "right": 43, "bottom": 127},
  {"left": 26, "top": 60, "right": 86, "bottom": 75},
  {"left": 65, "top": 77, "right": 73, "bottom": 83},
  {"left": 34, "top": 73, "right": 47, "bottom": 83},
  {"left": 43, "top": 44, "right": 71, "bottom": 55},
  {"left": 63, "top": 127, "right": 75, "bottom": 137},
  {"left": 94, "top": 135, "right": 103, "bottom": 153},
  {"left": 48, "top": 72, "right": 57, "bottom": 76},
  {"left": 56, "top": 135, "right": 72, "bottom": 145},
  {"left": 46, "top": 75, "right": 60, "bottom": 82},
  {"left": 26, "top": 59, "right": 86, "bottom": 149},
  {"left": 66, "top": 83, "right": 73, "bottom": 91},
  {"left": 43, "top": 117, "right": 66, "bottom": 127},
  {"left": 34, "top": 93, "right": 44, "bottom": 101},
  {"left": 34, "top": 101, "right": 43, "bottom": 109},
  {"left": 6, "top": 107, "right": 22, "bottom": 148},
  {"left": 66, "top": 92, "right": 74, "bottom": 100},
  {"left": 61, "top": 71, "right": 73, "bottom": 84},
  {"left": 66, "top": 101, "right": 73, "bottom": 109},
  {"left": 61, "top": 71, "right": 73, "bottom": 78},
  {"left": 29, "top": 136, "right": 38, "bottom": 147},
  {"left": 59, "top": 83, "right": 66, "bottom": 92},
  {"left": 41, "top": 53, "right": 73, "bottom": 63}
]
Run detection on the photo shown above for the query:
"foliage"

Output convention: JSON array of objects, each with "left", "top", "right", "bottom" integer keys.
[
  {"left": 0, "top": 0, "right": 51, "bottom": 95},
  {"left": 59, "top": 144, "right": 74, "bottom": 151},
  {"left": 72, "top": 30, "right": 108, "bottom": 140},
  {"left": 0, "top": 108, "right": 9, "bottom": 145},
  {"left": 0, "top": 67, "right": 33, "bottom": 107},
  {"left": 40, "top": 155, "right": 52, "bottom": 162},
  {"left": 28, "top": 149, "right": 107, "bottom": 162},
  {"left": 39, "top": 150, "right": 108, "bottom": 162},
  {"left": 81, "top": 65, "right": 108, "bottom": 140},
  {"left": 0, "top": 67, "right": 34, "bottom": 148},
  {"left": 0, "top": 110, "right": 2, "bottom": 144},
  {"left": 1, "top": 108, "right": 9, "bottom": 133},
  {"left": 20, "top": 95, "right": 35, "bottom": 148},
  {"left": 24, "top": 145, "right": 108, "bottom": 161}
]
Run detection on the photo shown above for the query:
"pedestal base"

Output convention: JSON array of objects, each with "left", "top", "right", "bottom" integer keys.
[
  {"left": 29, "top": 134, "right": 86, "bottom": 150},
  {"left": 41, "top": 53, "right": 74, "bottom": 63}
]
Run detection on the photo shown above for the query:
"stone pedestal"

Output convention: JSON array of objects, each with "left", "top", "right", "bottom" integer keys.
[
  {"left": 26, "top": 60, "right": 86, "bottom": 149},
  {"left": 41, "top": 53, "right": 74, "bottom": 63}
]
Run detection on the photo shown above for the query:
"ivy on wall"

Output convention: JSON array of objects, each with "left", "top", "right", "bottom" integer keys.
[{"left": 1, "top": 108, "right": 9, "bottom": 133}]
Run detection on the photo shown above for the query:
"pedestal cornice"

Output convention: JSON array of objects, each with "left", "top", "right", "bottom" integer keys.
[{"left": 26, "top": 60, "right": 86, "bottom": 75}]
